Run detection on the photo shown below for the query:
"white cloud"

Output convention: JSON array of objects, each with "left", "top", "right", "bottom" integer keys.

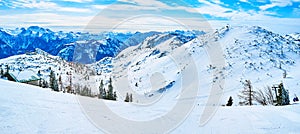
[
  {"left": 193, "top": 0, "right": 237, "bottom": 18},
  {"left": 62, "top": 0, "right": 93, "bottom": 3},
  {"left": 4, "top": 0, "right": 91, "bottom": 13},
  {"left": 1, "top": 0, "right": 299, "bottom": 34},
  {"left": 0, "top": 13, "right": 93, "bottom": 31},
  {"left": 259, "top": 0, "right": 293, "bottom": 10},
  {"left": 92, "top": 5, "right": 108, "bottom": 10},
  {"left": 85, "top": 0, "right": 299, "bottom": 33},
  {"left": 293, "top": 7, "right": 300, "bottom": 15},
  {"left": 210, "top": 0, "right": 223, "bottom": 4},
  {"left": 8, "top": 0, "right": 53, "bottom": 9},
  {"left": 59, "top": 7, "right": 91, "bottom": 13},
  {"left": 117, "top": 0, "right": 137, "bottom": 5},
  {"left": 239, "top": 0, "right": 249, "bottom": 3},
  {"left": 84, "top": 14, "right": 212, "bottom": 33},
  {"left": 21, "top": 1, "right": 58, "bottom": 9},
  {"left": 102, "top": 0, "right": 198, "bottom": 16},
  {"left": 256, "top": 0, "right": 268, "bottom": 3}
]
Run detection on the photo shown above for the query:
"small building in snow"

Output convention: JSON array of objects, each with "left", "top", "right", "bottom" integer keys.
[{"left": 4, "top": 70, "right": 41, "bottom": 86}]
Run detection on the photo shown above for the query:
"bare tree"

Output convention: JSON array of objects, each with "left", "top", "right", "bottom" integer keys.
[
  {"left": 283, "top": 70, "right": 287, "bottom": 79},
  {"left": 238, "top": 80, "right": 255, "bottom": 106},
  {"left": 265, "top": 86, "right": 274, "bottom": 105},
  {"left": 254, "top": 89, "right": 267, "bottom": 106}
]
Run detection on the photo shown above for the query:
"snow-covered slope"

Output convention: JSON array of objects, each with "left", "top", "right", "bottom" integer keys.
[
  {"left": 0, "top": 79, "right": 101, "bottom": 133},
  {"left": 1, "top": 74, "right": 300, "bottom": 134},
  {"left": 0, "top": 48, "right": 99, "bottom": 95},
  {"left": 1, "top": 25, "right": 300, "bottom": 133},
  {"left": 109, "top": 25, "right": 300, "bottom": 104},
  {"left": 3, "top": 25, "right": 299, "bottom": 104},
  {"left": 212, "top": 26, "right": 300, "bottom": 102},
  {"left": 95, "top": 25, "right": 300, "bottom": 133}
]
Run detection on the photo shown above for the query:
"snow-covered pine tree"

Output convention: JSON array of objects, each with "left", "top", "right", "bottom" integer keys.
[
  {"left": 58, "top": 75, "right": 62, "bottom": 91},
  {"left": 238, "top": 80, "right": 255, "bottom": 106},
  {"left": 129, "top": 93, "right": 133, "bottom": 102},
  {"left": 125, "top": 92, "right": 129, "bottom": 102},
  {"left": 42, "top": 80, "right": 49, "bottom": 88},
  {"left": 108, "top": 77, "right": 113, "bottom": 100},
  {"left": 0, "top": 68, "right": 3, "bottom": 77},
  {"left": 98, "top": 80, "right": 104, "bottom": 99},
  {"left": 38, "top": 78, "right": 42, "bottom": 87},
  {"left": 49, "top": 70, "right": 59, "bottom": 92},
  {"left": 277, "top": 83, "right": 290, "bottom": 105},
  {"left": 67, "top": 71, "right": 72, "bottom": 93},
  {"left": 102, "top": 88, "right": 107, "bottom": 99},
  {"left": 5, "top": 65, "right": 9, "bottom": 75}
]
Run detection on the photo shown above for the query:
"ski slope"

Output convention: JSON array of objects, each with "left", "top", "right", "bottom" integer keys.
[{"left": 0, "top": 79, "right": 300, "bottom": 133}]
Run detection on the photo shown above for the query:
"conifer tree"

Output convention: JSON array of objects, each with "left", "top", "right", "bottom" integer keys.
[
  {"left": 58, "top": 75, "right": 62, "bottom": 91},
  {"left": 49, "top": 70, "right": 59, "bottom": 91},
  {"left": 0, "top": 68, "right": 3, "bottom": 77},
  {"left": 125, "top": 92, "right": 129, "bottom": 102},
  {"left": 277, "top": 83, "right": 290, "bottom": 105},
  {"left": 226, "top": 96, "right": 233, "bottom": 106},
  {"left": 129, "top": 93, "right": 133, "bottom": 102},
  {"left": 99, "top": 80, "right": 104, "bottom": 99},
  {"left": 42, "top": 80, "right": 49, "bottom": 88},
  {"left": 68, "top": 71, "right": 72, "bottom": 93},
  {"left": 38, "top": 78, "right": 42, "bottom": 87},
  {"left": 103, "top": 88, "right": 107, "bottom": 99},
  {"left": 108, "top": 77, "right": 113, "bottom": 100}
]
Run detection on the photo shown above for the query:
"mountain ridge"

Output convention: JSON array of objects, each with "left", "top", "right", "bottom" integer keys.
[{"left": 0, "top": 26, "right": 203, "bottom": 63}]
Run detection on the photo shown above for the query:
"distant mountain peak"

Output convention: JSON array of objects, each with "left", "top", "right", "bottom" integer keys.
[{"left": 0, "top": 25, "right": 299, "bottom": 64}]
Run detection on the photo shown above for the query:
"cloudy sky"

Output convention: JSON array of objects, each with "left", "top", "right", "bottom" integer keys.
[{"left": 0, "top": 0, "right": 299, "bottom": 34}]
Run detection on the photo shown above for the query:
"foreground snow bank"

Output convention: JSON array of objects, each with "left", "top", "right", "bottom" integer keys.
[
  {"left": 0, "top": 79, "right": 100, "bottom": 133},
  {"left": 0, "top": 79, "right": 300, "bottom": 134}
]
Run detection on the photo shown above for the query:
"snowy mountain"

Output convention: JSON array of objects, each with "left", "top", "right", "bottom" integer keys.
[
  {"left": 1, "top": 25, "right": 300, "bottom": 133},
  {"left": 0, "top": 48, "right": 99, "bottom": 95},
  {"left": 209, "top": 26, "right": 300, "bottom": 103},
  {"left": 285, "top": 33, "right": 300, "bottom": 45},
  {"left": 0, "top": 26, "right": 77, "bottom": 59},
  {"left": 1, "top": 25, "right": 299, "bottom": 100},
  {"left": 0, "top": 26, "right": 203, "bottom": 63},
  {"left": 108, "top": 25, "right": 300, "bottom": 105},
  {"left": 84, "top": 25, "right": 299, "bottom": 133}
]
